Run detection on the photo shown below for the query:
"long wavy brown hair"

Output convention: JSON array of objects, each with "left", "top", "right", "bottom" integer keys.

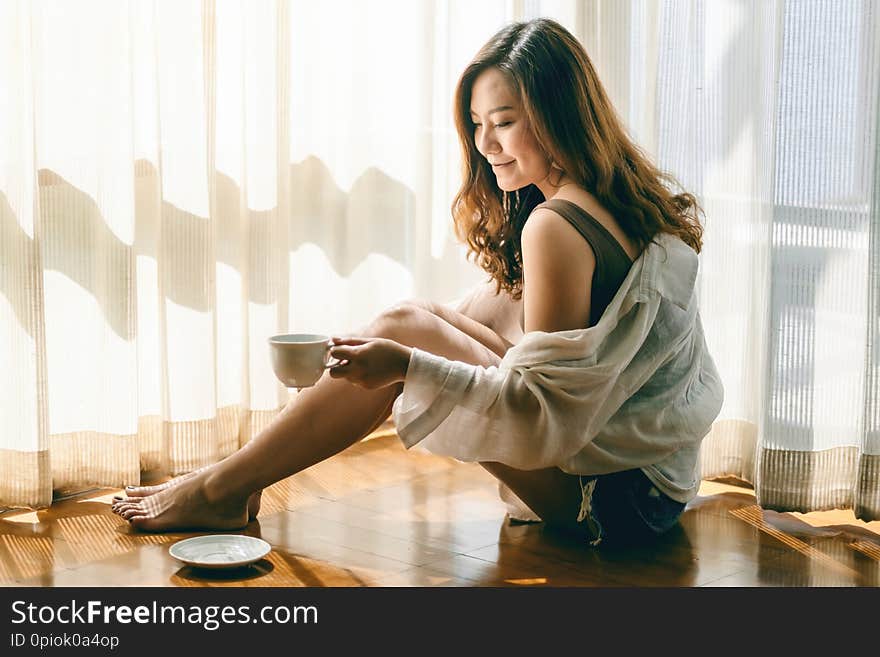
[{"left": 452, "top": 18, "right": 704, "bottom": 299}]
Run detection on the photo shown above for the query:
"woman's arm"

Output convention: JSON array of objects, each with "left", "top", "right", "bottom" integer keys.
[{"left": 520, "top": 208, "right": 595, "bottom": 334}]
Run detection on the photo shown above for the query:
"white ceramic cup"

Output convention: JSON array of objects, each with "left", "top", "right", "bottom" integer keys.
[{"left": 268, "top": 333, "right": 342, "bottom": 389}]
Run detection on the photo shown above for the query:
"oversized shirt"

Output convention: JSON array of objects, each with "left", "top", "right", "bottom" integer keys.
[{"left": 391, "top": 232, "right": 724, "bottom": 504}]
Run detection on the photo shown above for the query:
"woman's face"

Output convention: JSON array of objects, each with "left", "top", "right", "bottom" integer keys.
[{"left": 469, "top": 67, "right": 551, "bottom": 193}]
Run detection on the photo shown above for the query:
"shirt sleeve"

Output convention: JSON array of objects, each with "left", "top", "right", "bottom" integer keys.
[{"left": 391, "top": 309, "right": 656, "bottom": 470}]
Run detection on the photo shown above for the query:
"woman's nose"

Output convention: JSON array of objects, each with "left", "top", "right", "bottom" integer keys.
[{"left": 476, "top": 129, "right": 500, "bottom": 156}]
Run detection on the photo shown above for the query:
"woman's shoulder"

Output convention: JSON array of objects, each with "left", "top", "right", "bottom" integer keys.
[
  {"left": 522, "top": 204, "right": 596, "bottom": 257},
  {"left": 542, "top": 189, "right": 641, "bottom": 261},
  {"left": 520, "top": 206, "right": 597, "bottom": 286}
]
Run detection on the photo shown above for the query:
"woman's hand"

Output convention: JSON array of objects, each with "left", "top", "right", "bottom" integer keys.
[{"left": 328, "top": 336, "right": 412, "bottom": 390}]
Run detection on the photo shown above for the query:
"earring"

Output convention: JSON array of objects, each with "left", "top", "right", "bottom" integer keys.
[{"left": 549, "top": 159, "right": 565, "bottom": 184}]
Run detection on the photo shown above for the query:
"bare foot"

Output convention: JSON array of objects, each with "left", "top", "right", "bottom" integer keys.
[
  {"left": 121, "top": 469, "right": 263, "bottom": 521},
  {"left": 123, "top": 468, "right": 206, "bottom": 497},
  {"left": 110, "top": 474, "right": 248, "bottom": 532}
]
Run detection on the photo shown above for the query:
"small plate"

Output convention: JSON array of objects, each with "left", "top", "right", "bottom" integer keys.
[{"left": 169, "top": 535, "right": 271, "bottom": 569}]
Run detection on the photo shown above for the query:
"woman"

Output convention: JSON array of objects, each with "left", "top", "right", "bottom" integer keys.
[{"left": 113, "top": 18, "right": 722, "bottom": 546}]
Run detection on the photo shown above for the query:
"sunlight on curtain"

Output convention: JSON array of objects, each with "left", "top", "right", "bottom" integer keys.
[{"left": 285, "top": 0, "right": 506, "bottom": 339}]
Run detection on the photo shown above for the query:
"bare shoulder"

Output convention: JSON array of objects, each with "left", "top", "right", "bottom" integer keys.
[
  {"left": 520, "top": 206, "right": 595, "bottom": 332},
  {"left": 521, "top": 206, "right": 596, "bottom": 262}
]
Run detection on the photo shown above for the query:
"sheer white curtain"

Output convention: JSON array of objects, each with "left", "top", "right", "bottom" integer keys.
[
  {"left": 648, "top": 0, "right": 880, "bottom": 521},
  {"left": 3, "top": 1, "right": 879, "bottom": 521},
  {"left": 0, "top": 0, "right": 503, "bottom": 508}
]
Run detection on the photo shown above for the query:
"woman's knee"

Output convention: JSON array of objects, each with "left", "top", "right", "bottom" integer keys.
[
  {"left": 455, "top": 284, "right": 523, "bottom": 342},
  {"left": 367, "top": 301, "right": 433, "bottom": 342},
  {"left": 397, "top": 298, "right": 445, "bottom": 316}
]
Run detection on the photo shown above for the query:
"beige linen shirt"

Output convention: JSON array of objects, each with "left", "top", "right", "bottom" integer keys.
[{"left": 391, "top": 232, "right": 724, "bottom": 503}]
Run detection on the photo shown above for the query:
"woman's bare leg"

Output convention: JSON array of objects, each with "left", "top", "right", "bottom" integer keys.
[
  {"left": 117, "top": 389, "right": 397, "bottom": 521},
  {"left": 121, "top": 284, "right": 521, "bottom": 509},
  {"left": 116, "top": 289, "right": 518, "bottom": 522},
  {"left": 111, "top": 303, "right": 511, "bottom": 532}
]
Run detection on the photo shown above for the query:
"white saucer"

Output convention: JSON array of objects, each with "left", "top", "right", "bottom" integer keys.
[{"left": 169, "top": 535, "right": 271, "bottom": 569}]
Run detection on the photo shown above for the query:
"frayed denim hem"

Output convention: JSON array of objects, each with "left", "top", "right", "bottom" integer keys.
[{"left": 576, "top": 476, "right": 603, "bottom": 547}]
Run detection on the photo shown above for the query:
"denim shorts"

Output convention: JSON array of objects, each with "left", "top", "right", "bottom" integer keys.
[{"left": 574, "top": 468, "right": 686, "bottom": 547}]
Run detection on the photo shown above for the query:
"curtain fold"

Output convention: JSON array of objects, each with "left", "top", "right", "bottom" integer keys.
[
  {"left": 2, "top": 0, "right": 879, "bottom": 521},
  {"left": 856, "top": 1, "right": 880, "bottom": 518},
  {"left": 1, "top": 0, "right": 51, "bottom": 507}
]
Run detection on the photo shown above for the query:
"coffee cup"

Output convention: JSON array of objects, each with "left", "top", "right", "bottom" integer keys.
[{"left": 268, "top": 333, "right": 342, "bottom": 389}]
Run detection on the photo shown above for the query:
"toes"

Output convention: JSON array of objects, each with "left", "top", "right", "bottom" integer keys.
[
  {"left": 113, "top": 504, "right": 137, "bottom": 516},
  {"left": 119, "top": 504, "right": 148, "bottom": 520},
  {"left": 112, "top": 496, "right": 143, "bottom": 509}
]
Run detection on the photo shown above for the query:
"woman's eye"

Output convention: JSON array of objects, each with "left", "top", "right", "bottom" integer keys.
[{"left": 495, "top": 121, "right": 512, "bottom": 128}]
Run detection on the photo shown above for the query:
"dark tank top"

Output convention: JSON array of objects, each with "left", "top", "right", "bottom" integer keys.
[{"left": 535, "top": 199, "right": 634, "bottom": 327}]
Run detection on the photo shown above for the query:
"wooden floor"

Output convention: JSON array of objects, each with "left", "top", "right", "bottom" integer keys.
[{"left": 2, "top": 431, "right": 879, "bottom": 587}]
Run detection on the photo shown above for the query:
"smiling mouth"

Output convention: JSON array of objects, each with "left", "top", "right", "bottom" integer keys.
[{"left": 491, "top": 161, "right": 514, "bottom": 169}]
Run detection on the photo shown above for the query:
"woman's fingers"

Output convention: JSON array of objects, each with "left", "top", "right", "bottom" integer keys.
[
  {"left": 329, "top": 344, "right": 360, "bottom": 361},
  {"left": 328, "top": 340, "right": 359, "bottom": 380},
  {"left": 330, "top": 336, "right": 369, "bottom": 346}
]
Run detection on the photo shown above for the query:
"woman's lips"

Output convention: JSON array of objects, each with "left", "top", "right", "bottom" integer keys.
[{"left": 492, "top": 161, "right": 514, "bottom": 170}]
